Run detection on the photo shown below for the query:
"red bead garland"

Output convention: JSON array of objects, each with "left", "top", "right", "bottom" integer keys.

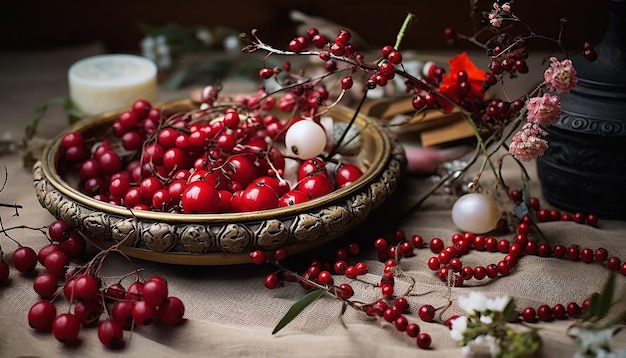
[{"left": 252, "top": 190, "right": 622, "bottom": 351}]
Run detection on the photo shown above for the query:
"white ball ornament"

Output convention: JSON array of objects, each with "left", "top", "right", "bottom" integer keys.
[
  {"left": 284, "top": 119, "right": 327, "bottom": 160},
  {"left": 451, "top": 193, "right": 500, "bottom": 234}
]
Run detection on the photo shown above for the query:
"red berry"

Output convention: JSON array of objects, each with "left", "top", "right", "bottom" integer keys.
[
  {"left": 553, "top": 244, "right": 566, "bottom": 258},
  {"left": 132, "top": 99, "right": 152, "bottom": 119},
  {"left": 60, "top": 231, "right": 86, "bottom": 259},
  {"left": 553, "top": 303, "right": 567, "bottom": 319},
  {"left": 416, "top": 332, "right": 432, "bottom": 349},
  {"left": 249, "top": 250, "right": 267, "bottom": 265},
  {"left": 181, "top": 181, "right": 220, "bottom": 213},
  {"left": 132, "top": 300, "right": 157, "bottom": 325},
  {"left": 52, "top": 313, "right": 81, "bottom": 344},
  {"left": 607, "top": 256, "right": 621, "bottom": 271},
  {"left": 61, "top": 131, "right": 84, "bottom": 150},
  {"left": 336, "top": 283, "right": 354, "bottom": 299},
  {"left": 157, "top": 296, "right": 185, "bottom": 325},
  {"left": 567, "top": 302, "right": 581, "bottom": 318},
  {"left": 594, "top": 248, "right": 608, "bottom": 262},
  {"left": 387, "top": 51, "right": 402, "bottom": 65},
  {"left": 37, "top": 244, "right": 61, "bottom": 265},
  {"left": 259, "top": 68, "right": 274, "bottom": 79},
  {"left": 273, "top": 248, "right": 288, "bottom": 261},
  {"left": 28, "top": 300, "right": 57, "bottom": 331},
  {"left": 317, "top": 271, "right": 333, "bottom": 286},
  {"left": 12, "top": 246, "right": 38, "bottom": 273},
  {"left": 74, "top": 299, "right": 103, "bottom": 327},
  {"left": 580, "top": 248, "right": 594, "bottom": 263},
  {"left": 537, "top": 304, "right": 553, "bottom": 321},
  {"left": 72, "top": 274, "right": 100, "bottom": 302},
  {"left": 44, "top": 250, "right": 69, "bottom": 278},
  {"left": 418, "top": 305, "right": 436, "bottom": 322},
  {"left": 406, "top": 323, "right": 420, "bottom": 337},
  {"left": 341, "top": 76, "right": 353, "bottom": 90},
  {"left": 264, "top": 272, "right": 280, "bottom": 289},
  {"left": 473, "top": 266, "right": 487, "bottom": 280},
  {"left": 537, "top": 243, "right": 552, "bottom": 257},
  {"left": 111, "top": 301, "right": 135, "bottom": 330},
  {"left": 33, "top": 272, "right": 59, "bottom": 298},
  {"left": 567, "top": 245, "right": 580, "bottom": 261},
  {"left": 333, "top": 260, "right": 347, "bottom": 275},
  {"left": 381, "top": 284, "right": 394, "bottom": 299},
  {"left": 486, "top": 264, "right": 499, "bottom": 278},
  {"left": 142, "top": 279, "right": 169, "bottom": 307},
  {"left": 429, "top": 238, "right": 444, "bottom": 253},
  {"left": 48, "top": 220, "right": 72, "bottom": 242},
  {"left": 98, "top": 320, "right": 125, "bottom": 349},
  {"left": 521, "top": 307, "right": 537, "bottom": 323},
  {"left": 394, "top": 315, "right": 409, "bottom": 331}
]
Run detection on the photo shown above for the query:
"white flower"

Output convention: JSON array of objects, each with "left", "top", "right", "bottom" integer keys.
[
  {"left": 223, "top": 35, "right": 240, "bottom": 52},
  {"left": 486, "top": 295, "right": 510, "bottom": 312},
  {"left": 479, "top": 314, "right": 493, "bottom": 325},
  {"left": 458, "top": 291, "right": 488, "bottom": 314},
  {"left": 139, "top": 35, "right": 172, "bottom": 69},
  {"left": 155, "top": 34, "right": 167, "bottom": 46},
  {"left": 450, "top": 316, "right": 468, "bottom": 341},
  {"left": 196, "top": 28, "right": 214, "bottom": 46},
  {"left": 140, "top": 36, "right": 157, "bottom": 60},
  {"left": 570, "top": 327, "right": 620, "bottom": 356},
  {"left": 461, "top": 335, "right": 501, "bottom": 357}
]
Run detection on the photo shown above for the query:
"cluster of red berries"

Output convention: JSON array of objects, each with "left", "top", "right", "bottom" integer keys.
[
  {"left": 28, "top": 271, "right": 184, "bottom": 349},
  {"left": 59, "top": 98, "right": 363, "bottom": 214},
  {"left": 250, "top": 242, "right": 434, "bottom": 350},
  {"left": 281, "top": 27, "right": 404, "bottom": 92},
  {"left": 13, "top": 219, "right": 185, "bottom": 349},
  {"left": 1, "top": 220, "right": 86, "bottom": 286}
]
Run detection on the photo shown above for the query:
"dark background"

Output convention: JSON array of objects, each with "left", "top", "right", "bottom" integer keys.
[{"left": 1, "top": 1, "right": 609, "bottom": 53}]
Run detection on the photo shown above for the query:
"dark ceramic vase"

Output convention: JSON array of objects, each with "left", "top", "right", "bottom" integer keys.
[{"left": 536, "top": 0, "right": 626, "bottom": 220}]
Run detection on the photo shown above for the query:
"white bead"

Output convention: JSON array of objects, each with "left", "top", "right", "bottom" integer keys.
[
  {"left": 284, "top": 119, "right": 327, "bottom": 160},
  {"left": 451, "top": 193, "right": 500, "bottom": 234}
]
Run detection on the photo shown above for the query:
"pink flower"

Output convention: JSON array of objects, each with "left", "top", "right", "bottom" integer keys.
[
  {"left": 544, "top": 57, "right": 577, "bottom": 94},
  {"left": 526, "top": 93, "right": 561, "bottom": 125},
  {"left": 509, "top": 123, "right": 549, "bottom": 162},
  {"left": 490, "top": 18, "right": 502, "bottom": 27}
]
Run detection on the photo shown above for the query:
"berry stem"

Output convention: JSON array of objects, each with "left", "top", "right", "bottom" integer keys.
[{"left": 394, "top": 12, "right": 416, "bottom": 51}]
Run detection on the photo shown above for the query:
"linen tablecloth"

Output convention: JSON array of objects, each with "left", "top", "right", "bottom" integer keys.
[{"left": 0, "top": 44, "right": 625, "bottom": 358}]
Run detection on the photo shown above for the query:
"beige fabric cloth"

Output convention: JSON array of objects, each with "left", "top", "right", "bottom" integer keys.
[{"left": 0, "top": 45, "right": 625, "bottom": 358}]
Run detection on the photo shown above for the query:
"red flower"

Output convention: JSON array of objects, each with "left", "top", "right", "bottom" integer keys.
[{"left": 437, "top": 52, "right": 486, "bottom": 112}]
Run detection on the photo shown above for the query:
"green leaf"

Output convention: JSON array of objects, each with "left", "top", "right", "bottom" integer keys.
[
  {"left": 502, "top": 298, "right": 519, "bottom": 322},
  {"left": 604, "top": 309, "right": 626, "bottom": 328},
  {"left": 26, "top": 97, "right": 72, "bottom": 139},
  {"left": 587, "top": 272, "right": 616, "bottom": 321},
  {"left": 164, "top": 69, "right": 189, "bottom": 90},
  {"left": 63, "top": 100, "right": 83, "bottom": 123},
  {"left": 272, "top": 289, "right": 324, "bottom": 334}
]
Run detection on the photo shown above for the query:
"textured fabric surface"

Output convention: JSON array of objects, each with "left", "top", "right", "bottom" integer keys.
[{"left": 0, "top": 45, "right": 625, "bottom": 358}]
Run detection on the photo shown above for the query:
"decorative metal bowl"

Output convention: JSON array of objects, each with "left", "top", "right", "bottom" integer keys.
[{"left": 33, "top": 99, "right": 406, "bottom": 265}]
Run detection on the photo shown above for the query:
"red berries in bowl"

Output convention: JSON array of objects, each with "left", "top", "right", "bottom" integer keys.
[{"left": 55, "top": 98, "right": 366, "bottom": 214}]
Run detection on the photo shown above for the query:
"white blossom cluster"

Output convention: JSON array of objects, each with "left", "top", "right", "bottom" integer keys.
[
  {"left": 449, "top": 291, "right": 512, "bottom": 357},
  {"left": 570, "top": 327, "right": 626, "bottom": 358},
  {"left": 140, "top": 35, "right": 172, "bottom": 70}
]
